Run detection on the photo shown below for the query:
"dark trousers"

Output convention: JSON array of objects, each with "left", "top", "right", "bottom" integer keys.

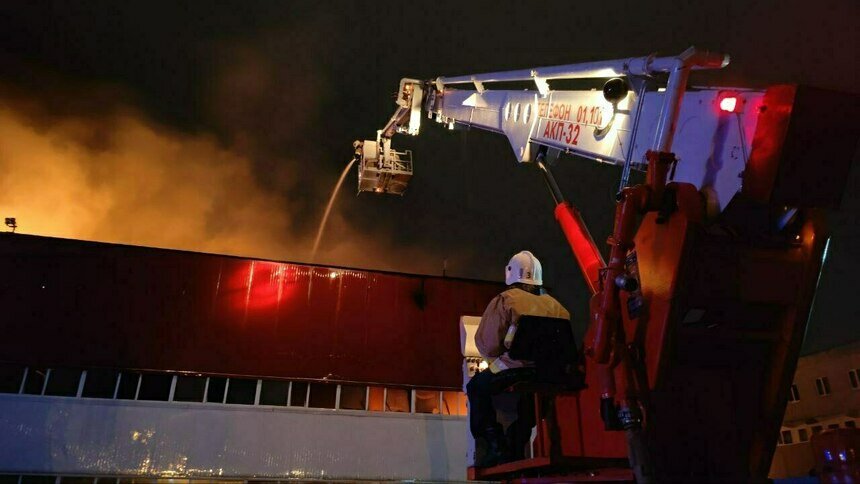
[{"left": 466, "top": 367, "right": 536, "bottom": 457}]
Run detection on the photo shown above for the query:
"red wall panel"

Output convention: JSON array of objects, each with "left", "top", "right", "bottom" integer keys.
[{"left": 0, "top": 234, "right": 502, "bottom": 388}]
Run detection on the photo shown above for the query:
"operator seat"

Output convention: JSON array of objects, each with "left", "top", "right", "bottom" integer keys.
[
  {"left": 507, "top": 315, "right": 584, "bottom": 388},
  {"left": 492, "top": 315, "right": 585, "bottom": 463}
]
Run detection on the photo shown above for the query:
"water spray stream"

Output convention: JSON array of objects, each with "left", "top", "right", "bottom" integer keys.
[{"left": 310, "top": 159, "right": 356, "bottom": 262}]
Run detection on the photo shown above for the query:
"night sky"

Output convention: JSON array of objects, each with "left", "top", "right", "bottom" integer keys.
[{"left": 0, "top": 0, "right": 857, "bottom": 353}]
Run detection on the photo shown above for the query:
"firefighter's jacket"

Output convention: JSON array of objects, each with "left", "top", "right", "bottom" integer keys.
[{"left": 475, "top": 287, "right": 571, "bottom": 373}]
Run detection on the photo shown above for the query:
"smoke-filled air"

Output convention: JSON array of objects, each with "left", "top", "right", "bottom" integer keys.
[
  {"left": 0, "top": 12, "right": 474, "bottom": 276},
  {"left": 0, "top": 96, "right": 299, "bottom": 255},
  {"left": 0, "top": 86, "right": 457, "bottom": 274}
]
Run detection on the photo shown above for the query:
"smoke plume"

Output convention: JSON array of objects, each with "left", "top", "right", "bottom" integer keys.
[
  {"left": 0, "top": 96, "right": 300, "bottom": 258},
  {"left": 0, "top": 16, "right": 472, "bottom": 278},
  {"left": 0, "top": 85, "right": 461, "bottom": 275}
]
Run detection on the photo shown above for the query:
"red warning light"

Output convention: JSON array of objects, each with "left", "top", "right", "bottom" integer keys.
[
  {"left": 719, "top": 96, "right": 738, "bottom": 113},
  {"left": 717, "top": 93, "right": 743, "bottom": 113}
]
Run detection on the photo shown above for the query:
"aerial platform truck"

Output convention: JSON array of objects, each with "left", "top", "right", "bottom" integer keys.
[{"left": 353, "top": 47, "right": 860, "bottom": 482}]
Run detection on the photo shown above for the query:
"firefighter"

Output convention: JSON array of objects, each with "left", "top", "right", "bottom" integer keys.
[{"left": 467, "top": 250, "right": 571, "bottom": 467}]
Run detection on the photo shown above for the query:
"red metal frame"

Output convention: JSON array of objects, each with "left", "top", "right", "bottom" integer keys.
[
  {"left": 473, "top": 84, "right": 856, "bottom": 482},
  {"left": 469, "top": 388, "right": 630, "bottom": 482}
]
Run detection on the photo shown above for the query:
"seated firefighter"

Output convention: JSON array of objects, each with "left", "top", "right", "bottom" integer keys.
[{"left": 466, "top": 251, "right": 571, "bottom": 467}]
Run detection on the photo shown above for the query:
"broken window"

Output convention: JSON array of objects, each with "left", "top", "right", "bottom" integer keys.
[
  {"left": 442, "top": 391, "right": 468, "bottom": 416},
  {"left": 116, "top": 372, "right": 141, "bottom": 400},
  {"left": 206, "top": 377, "right": 227, "bottom": 403},
  {"left": 61, "top": 478, "right": 96, "bottom": 484},
  {"left": 137, "top": 374, "right": 172, "bottom": 401},
  {"left": 414, "top": 390, "right": 440, "bottom": 414},
  {"left": 259, "top": 380, "right": 289, "bottom": 406},
  {"left": 308, "top": 383, "right": 337, "bottom": 409},
  {"left": 44, "top": 368, "right": 82, "bottom": 397},
  {"left": 225, "top": 378, "right": 257, "bottom": 405},
  {"left": 173, "top": 375, "right": 206, "bottom": 402},
  {"left": 338, "top": 384, "right": 367, "bottom": 410},
  {"left": 0, "top": 363, "right": 25, "bottom": 393},
  {"left": 21, "top": 476, "right": 59, "bottom": 484},
  {"left": 289, "top": 381, "right": 309, "bottom": 407},
  {"left": 23, "top": 367, "right": 48, "bottom": 395},
  {"left": 367, "top": 386, "right": 385, "bottom": 411},
  {"left": 82, "top": 369, "right": 119, "bottom": 398},
  {"left": 386, "top": 388, "right": 411, "bottom": 413}
]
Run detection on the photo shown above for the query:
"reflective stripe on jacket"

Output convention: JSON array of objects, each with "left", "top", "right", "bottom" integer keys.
[{"left": 475, "top": 287, "right": 570, "bottom": 374}]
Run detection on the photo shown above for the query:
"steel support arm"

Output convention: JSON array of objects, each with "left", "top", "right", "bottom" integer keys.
[
  {"left": 379, "top": 79, "right": 423, "bottom": 139},
  {"left": 555, "top": 202, "right": 605, "bottom": 295}
]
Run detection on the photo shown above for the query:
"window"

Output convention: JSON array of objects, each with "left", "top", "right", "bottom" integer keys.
[
  {"left": 367, "top": 386, "right": 385, "bottom": 411},
  {"left": 828, "top": 423, "right": 840, "bottom": 429},
  {"left": 23, "top": 367, "right": 48, "bottom": 395},
  {"left": 21, "top": 477, "right": 59, "bottom": 484},
  {"left": 815, "top": 377, "right": 831, "bottom": 396},
  {"left": 338, "top": 384, "right": 367, "bottom": 410},
  {"left": 116, "top": 372, "right": 141, "bottom": 400},
  {"left": 812, "top": 425, "right": 823, "bottom": 435},
  {"left": 61, "top": 478, "right": 96, "bottom": 484},
  {"left": 259, "top": 380, "right": 289, "bottom": 406},
  {"left": 0, "top": 364, "right": 25, "bottom": 393},
  {"left": 82, "top": 369, "right": 119, "bottom": 398},
  {"left": 0, "top": 363, "right": 494, "bottom": 418},
  {"left": 308, "top": 383, "right": 337, "bottom": 409},
  {"left": 442, "top": 391, "right": 468, "bottom": 416},
  {"left": 415, "top": 390, "right": 441, "bottom": 414},
  {"left": 788, "top": 384, "right": 800, "bottom": 402},
  {"left": 846, "top": 420, "right": 856, "bottom": 428},
  {"left": 137, "top": 374, "right": 172, "bottom": 401},
  {"left": 225, "top": 378, "right": 257, "bottom": 405},
  {"left": 385, "top": 388, "right": 411, "bottom": 413},
  {"left": 173, "top": 376, "right": 206, "bottom": 402},
  {"left": 781, "top": 430, "right": 793, "bottom": 445},
  {"left": 850, "top": 369, "right": 859, "bottom": 390},
  {"left": 206, "top": 377, "right": 227, "bottom": 403},
  {"left": 289, "top": 382, "right": 309, "bottom": 407},
  {"left": 44, "top": 368, "right": 82, "bottom": 397},
  {"left": 798, "top": 428, "right": 809, "bottom": 442}
]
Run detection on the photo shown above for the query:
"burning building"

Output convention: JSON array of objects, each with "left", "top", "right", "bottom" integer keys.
[{"left": 0, "top": 233, "right": 503, "bottom": 481}]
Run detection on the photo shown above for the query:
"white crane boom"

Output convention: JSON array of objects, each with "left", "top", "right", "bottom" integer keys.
[{"left": 355, "top": 47, "right": 760, "bottom": 214}]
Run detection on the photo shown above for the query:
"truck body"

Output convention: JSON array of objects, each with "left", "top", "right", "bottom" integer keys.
[{"left": 354, "top": 48, "right": 860, "bottom": 481}]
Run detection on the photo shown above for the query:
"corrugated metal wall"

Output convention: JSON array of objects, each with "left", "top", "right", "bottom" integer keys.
[
  {"left": 0, "top": 394, "right": 469, "bottom": 480},
  {"left": 0, "top": 234, "right": 502, "bottom": 388}
]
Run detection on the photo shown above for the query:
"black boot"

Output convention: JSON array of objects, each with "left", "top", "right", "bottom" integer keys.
[
  {"left": 506, "top": 425, "right": 528, "bottom": 462},
  {"left": 476, "top": 424, "right": 509, "bottom": 467}
]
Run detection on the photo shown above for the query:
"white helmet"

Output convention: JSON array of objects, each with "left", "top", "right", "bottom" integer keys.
[{"left": 505, "top": 251, "right": 543, "bottom": 286}]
